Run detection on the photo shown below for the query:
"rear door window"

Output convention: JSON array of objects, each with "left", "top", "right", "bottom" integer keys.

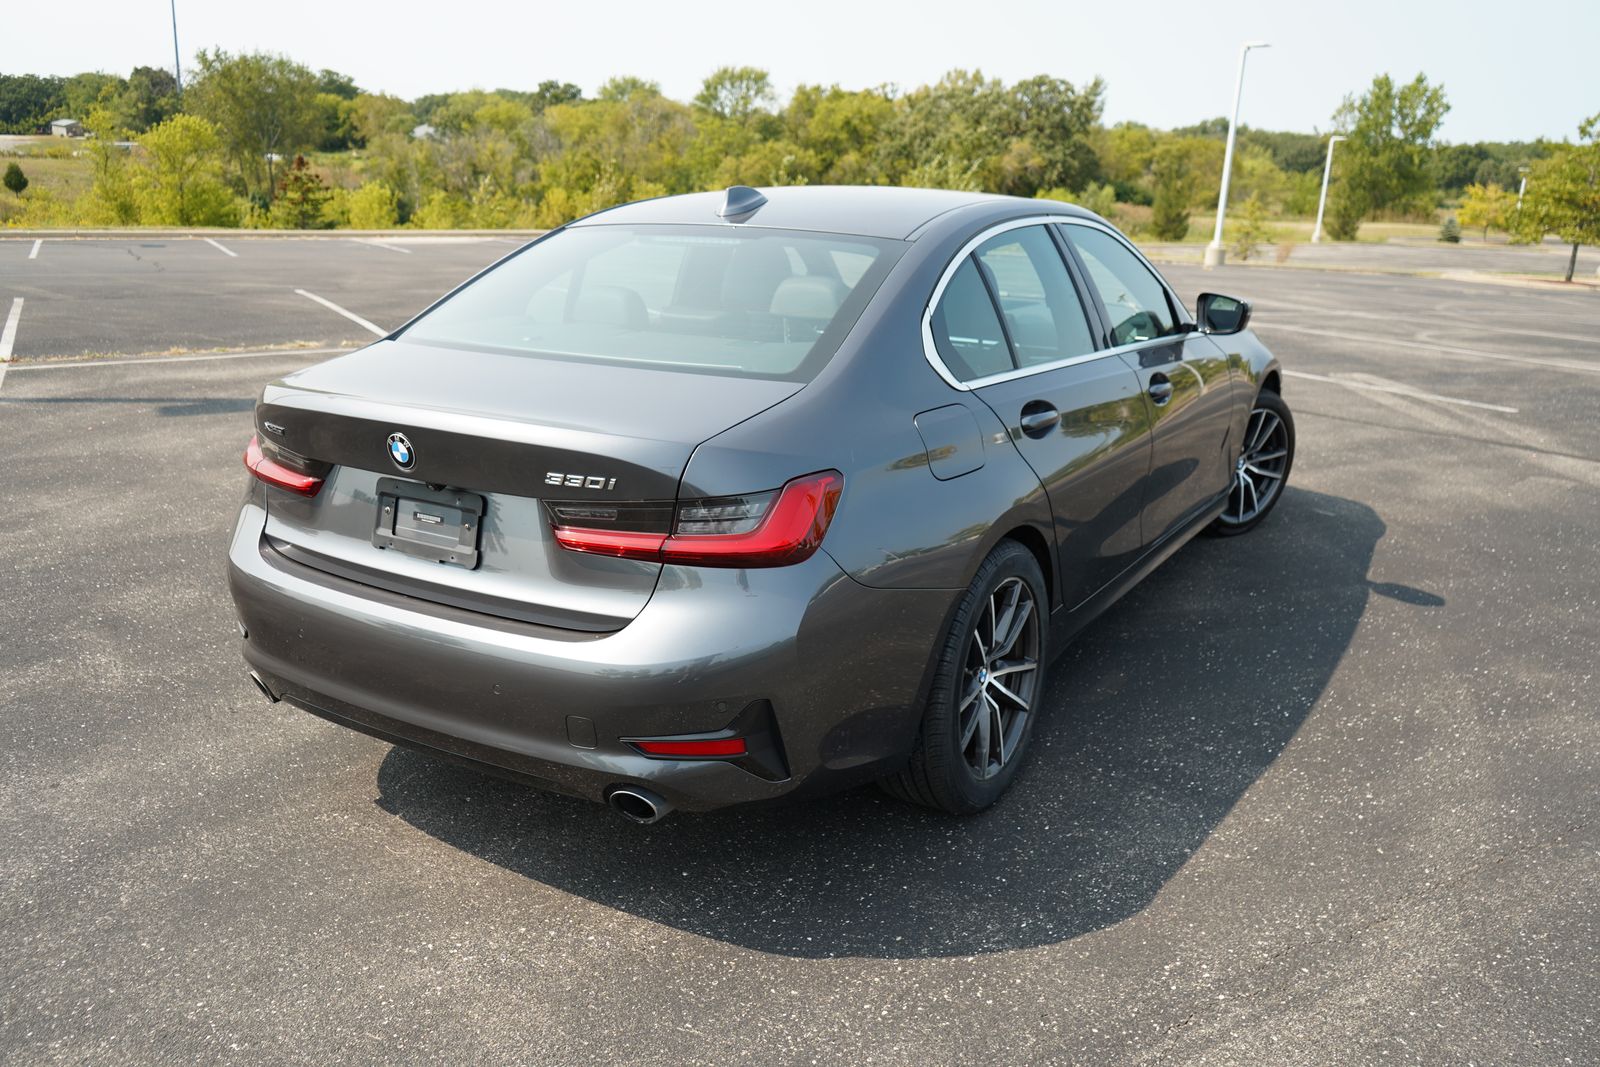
[{"left": 972, "top": 226, "right": 1097, "bottom": 369}]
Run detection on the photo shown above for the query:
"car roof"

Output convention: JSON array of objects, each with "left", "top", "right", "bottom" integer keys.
[{"left": 570, "top": 185, "right": 1093, "bottom": 241}]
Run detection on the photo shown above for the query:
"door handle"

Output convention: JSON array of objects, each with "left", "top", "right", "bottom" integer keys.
[
  {"left": 1147, "top": 374, "right": 1174, "bottom": 406},
  {"left": 1018, "top": 401, "right": 1060, "bottom": 439}
]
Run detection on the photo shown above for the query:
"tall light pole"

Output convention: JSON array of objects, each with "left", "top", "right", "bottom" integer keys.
[
  {"left": 1204, "top": 40, "right": 1270, "bottom": 268},
  {"left": 170, "top": 0, "right": 183, "bottom": 99},
  {"left": 1516, "top": 165, "right": 1530, "bottom": 211},
  {"left": 1312, "top": 135, "right": 1345, "bottom": 242}
]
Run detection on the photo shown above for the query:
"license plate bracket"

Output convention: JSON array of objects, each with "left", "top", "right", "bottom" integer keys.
[{"left": 372, "top": 478, "right": 485, "bottom": 570}]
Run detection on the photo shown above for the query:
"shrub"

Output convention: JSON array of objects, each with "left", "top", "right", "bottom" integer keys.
[
  {"left": 1229, "top": 194, "right": 1275, "bottom": 260},
  {"left": 1323, "top": 185, "right": 1364, "bottom": 241},
  {"left": 2, "top": 162, "right": 26, "bottom": 195},
  {"left": 1438, "top": 216, "right": 1461, "bottom": 243},
  {"left": 346, "top": 181, "right": 399, "bottom": 229}
]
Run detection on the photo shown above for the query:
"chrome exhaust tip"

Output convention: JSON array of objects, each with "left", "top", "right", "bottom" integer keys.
[
  {"left": 248, "top": 671, "right": 280, "bottom": 704},
  {"left": 606, "top": 786, "right": 671, "bottom": 825}
]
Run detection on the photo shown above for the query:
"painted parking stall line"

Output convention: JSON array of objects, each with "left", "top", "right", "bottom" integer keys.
[
  {"left": 4, "top": 345, "right": 351, "bottom": 373},
  {"left": 294, "top": 288, "right": 387, "bottom": 337},
  {"left": 353, "top": 238, "right": 413, "bottom": 255},
  {"left": 29, "top": 239, "right": 41, "bottom": 260},
  {"left": 203, "top": 237, "right": 238, "bottom": 258},
  {"left": 0, "top": 297, "right": 23, "bottom": 394},
  {"left": 1282, "top": 369, "right": 1518, "bottom": 414}
]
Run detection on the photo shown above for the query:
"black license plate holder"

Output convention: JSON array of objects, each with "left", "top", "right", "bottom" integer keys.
[{"left": 372, "top": 478, "right": 485, "bottom": 570}]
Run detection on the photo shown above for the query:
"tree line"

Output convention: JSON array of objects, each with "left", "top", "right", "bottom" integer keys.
[{"left": 1, "top": 54, "right": 1593, "bottom": 266}]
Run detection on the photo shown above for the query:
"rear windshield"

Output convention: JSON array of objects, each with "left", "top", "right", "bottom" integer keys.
[{"left": 400, "top": 224, "right": 905, "bottom": 381}]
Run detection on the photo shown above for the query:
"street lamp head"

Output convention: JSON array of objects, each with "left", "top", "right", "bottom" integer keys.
[
  {"left": 1329, "top": 135, "right": 1346, "bottom": 144},
  {"left": 1243, "top": 40, "right": 1271, "bottom": 50}
]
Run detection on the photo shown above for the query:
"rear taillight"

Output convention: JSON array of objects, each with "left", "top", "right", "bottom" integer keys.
[
  {"left": 244, "top": 434, "right": 326, "bottom": 497},
  {"left": 548, "top": 470, "right": 843, "bottom": 568}
]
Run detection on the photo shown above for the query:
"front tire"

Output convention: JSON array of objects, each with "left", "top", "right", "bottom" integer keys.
[
  {"left": 882, "top": 540, "right": 1048, "bottom": 814},
  {"left": 1209, "top": 389, "right": 1295, "bottom": 537}
]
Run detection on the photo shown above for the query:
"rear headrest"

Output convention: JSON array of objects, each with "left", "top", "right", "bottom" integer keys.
[
  {"left": 770, "top": 275, "right": 847, "bottom": 320},
  {"left": 721, "top": 241, "right": 792, "bottom": 312},
  {"left": 571, "top": 285, "right": 648, "bottom": 329}
]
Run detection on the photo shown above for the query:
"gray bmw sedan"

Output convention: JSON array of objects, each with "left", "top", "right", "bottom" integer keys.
[{"left": 228, "top": 185, "right": 1293, "bottom": 822}]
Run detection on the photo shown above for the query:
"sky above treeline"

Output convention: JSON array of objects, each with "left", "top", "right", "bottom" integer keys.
[{"left": 10, "top": 0, "right": 1595, "bottom": 143}]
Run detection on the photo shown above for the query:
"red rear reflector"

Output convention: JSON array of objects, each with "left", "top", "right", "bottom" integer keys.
[
  {"left": 630, "top": 737, "right": 748, "bottom": 757},
  {"left": 245, "top": 435, "right": 323, "bottom": 497},
  {"left": 550, "top": 470, "right": 843, "bottom": 568}
]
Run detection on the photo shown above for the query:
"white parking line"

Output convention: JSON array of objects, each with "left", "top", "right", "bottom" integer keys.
[
  {"left": 294, "top": 288, "right": 387, "bottom": 337},
  {"left": 203, "top": 237, "right": 238, "bottom": 258},
  {"left": 1260, "top": 321, "right": 1600, "bottom": 377},
  {"left": 354, "top": 238, "right": 412, "bottom": 255},
  {"left": 0, "top": 297, "right": 23, "bottom": 394},
  {"left": 5, "top": 345, "right": 350, "bottom": 372},
  {"left": 29, "top": 239, "right": 41, "bottom": 260},
  {"left": 1283, "top": 369, "right": 1518, "bottom": 414}
]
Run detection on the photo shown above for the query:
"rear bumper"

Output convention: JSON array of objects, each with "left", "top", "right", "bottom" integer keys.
[{"left": 227, "top": 501, "right": 954, "bottom": 811}]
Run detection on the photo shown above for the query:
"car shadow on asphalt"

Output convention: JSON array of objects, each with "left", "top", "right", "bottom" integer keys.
[{"left": 373, "top": 486, "right": 1416, "bottom": 958}]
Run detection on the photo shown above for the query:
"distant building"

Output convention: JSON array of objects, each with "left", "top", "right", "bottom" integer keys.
[
  {"left": 50, "top": 118, "right": 85, "bottom": 138},
  {"left": 411, "top": 123, "right": 438, "bottom": 141}
]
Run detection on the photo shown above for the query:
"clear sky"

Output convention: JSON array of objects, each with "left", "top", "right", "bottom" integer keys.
[{"left": 9, "top": 0, "right": 1596, "bottom": 143}]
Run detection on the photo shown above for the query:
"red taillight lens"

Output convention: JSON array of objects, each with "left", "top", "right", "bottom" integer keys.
[
  {"left": 629, "top": 737, "right": 748, "bottom": 758},
  {"left": 549, "top": 470, "right": 843, "bottom": 568},
  {"left": 244, "top": 434, "right": 324, "bottom": 497}
]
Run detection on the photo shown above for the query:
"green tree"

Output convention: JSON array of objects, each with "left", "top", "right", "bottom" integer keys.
[
  {"left": 1514, "top": 113, "right": 1600, "bottom": 282},
  {"left": 597, "top": 76, "right": 661, "bottom": 102},
  {"left": 314, "top": 68, "right": 360, "bottom": 100},
  {"left": 1005, "top": 75, "right": 1105, "bottom": 194},
  {"left": 783, "top": 84, "right": 895, "bottom": 184},
  {"left": 1438, "top": 216, "right": 1460, "bottom": 243},
  {"left": 1456, "top": 182, "right": 1513, "bottom": 240},
  {"left": 186, "top": 50, "right": 322, "bottom": 201},
  {"left": 1149, "top": 141, "right": 1196, "bottom": 240},
  {"left": 135, "top": 114, "right": 236, "bottom": 225},
  {"left": 529, "top": 81, "right": 583, "bottom": 112},
  {"left": 80, "top": 106, "right": 139, "bottom": 225},
  {"left": 115, "top": 66, "right": 179, "bottom": 132},
  {"left": 1328, "top": 73, "right": 1450, "bottom": 235},
  {"left": 694, "top": 66, "right": 775, "bottom": 123},
  {"left": 0, "top": 74, "right": 67, "bottom": 134},
  {"left": 2, "top": 162, "right": 26, "bottom": 195},
  {"left": 63, "top": 71, "right": 125, "bottom": 119}
]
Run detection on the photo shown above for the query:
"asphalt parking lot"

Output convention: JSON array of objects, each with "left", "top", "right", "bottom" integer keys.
[{"left": 2, "top": 236, "right": 1597, "bottom": 1064}]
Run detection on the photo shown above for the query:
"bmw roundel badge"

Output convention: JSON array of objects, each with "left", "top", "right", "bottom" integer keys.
[{"left": 386, "top": 432, "right": 415, "bottom": 471}]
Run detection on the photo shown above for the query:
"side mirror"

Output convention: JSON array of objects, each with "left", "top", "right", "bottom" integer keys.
[{"left": 1196, "top": 292, "right": 1251, "bottom": 335}]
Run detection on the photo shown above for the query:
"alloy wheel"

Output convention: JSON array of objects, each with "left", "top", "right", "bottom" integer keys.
[
  {"left": 1222, "top": 405, "right": 1290, "bottom": 525},
  {"left": 958, "top": 576, "right": 1041, "bottom": 780}
]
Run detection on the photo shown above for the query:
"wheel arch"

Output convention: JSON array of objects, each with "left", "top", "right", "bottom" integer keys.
[{"left": 996, "top": 524, "right": 1055, "bottom": 612}]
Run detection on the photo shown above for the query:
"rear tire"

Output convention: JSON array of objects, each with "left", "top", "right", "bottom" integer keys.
[
  {"left": 882, "top": 540, "right": 1048, "bottom": 815},
  {"left": 1208, "top": 388, "right": 1295, "bottom": 537}
]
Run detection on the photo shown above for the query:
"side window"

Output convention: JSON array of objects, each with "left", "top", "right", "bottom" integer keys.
[
  {"left": 931, "top": 258, "right": 1011, "bottom": 381},
  {"left": 1066, "top": 225, "right": 1177, "bottom": 345},
  {"left": 973, "top": 226, "right": 1097, "bottom": 368}
]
